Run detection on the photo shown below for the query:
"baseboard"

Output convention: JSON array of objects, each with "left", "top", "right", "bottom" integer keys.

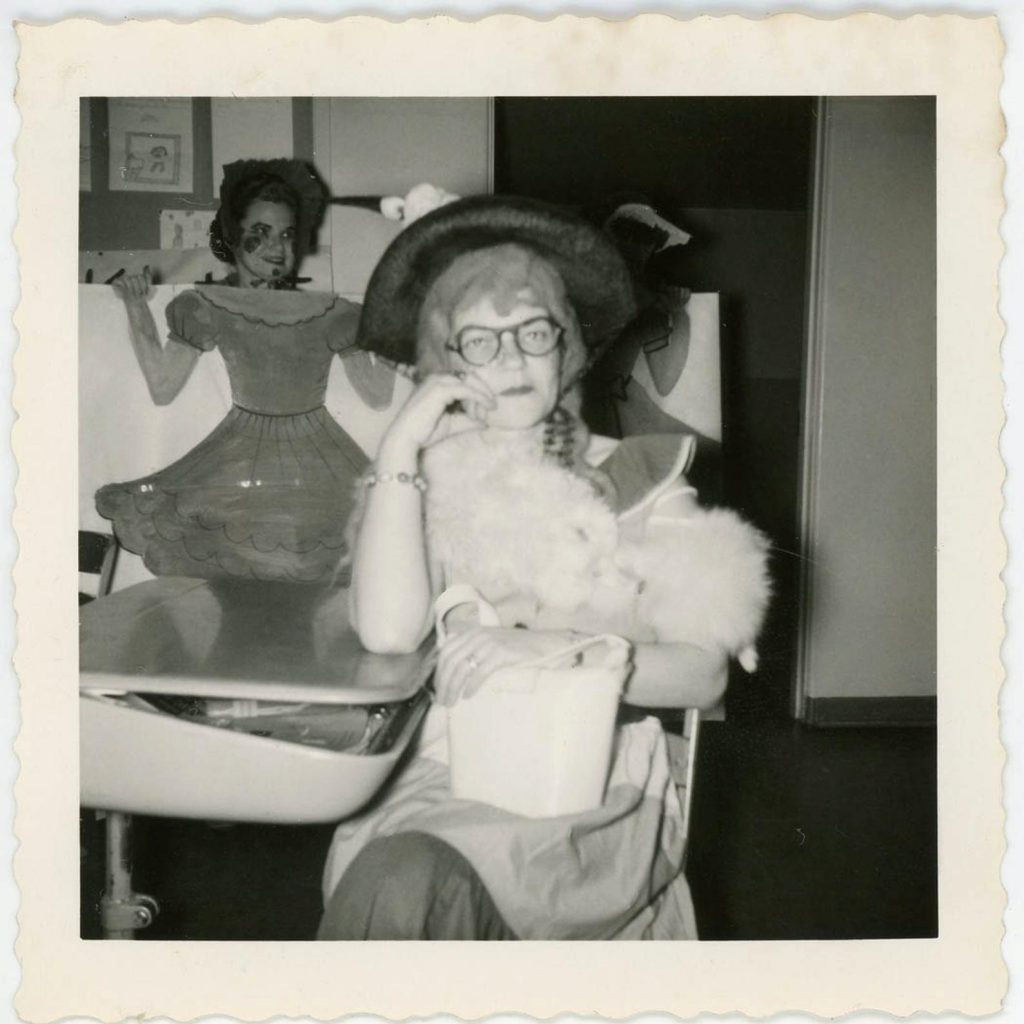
[{"left": 804, "top": 696, "right": 936, "bottom": 727}]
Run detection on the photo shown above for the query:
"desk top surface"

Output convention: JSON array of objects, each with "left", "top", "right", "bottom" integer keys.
[{"left": 79, "top": 576, "right": 435, "bottom": 704}]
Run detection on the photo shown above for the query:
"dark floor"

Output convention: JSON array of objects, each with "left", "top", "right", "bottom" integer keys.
[
  {"left": 80, "top": 716, "right": 936, "bottom": 941},
  {"left": 688, "top": 719, "right": 936, "bottom": 939}
]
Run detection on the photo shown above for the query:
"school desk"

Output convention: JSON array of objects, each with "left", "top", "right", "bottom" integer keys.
[{"left": 79, "top": 576, "right": 435, "bottom": 936}]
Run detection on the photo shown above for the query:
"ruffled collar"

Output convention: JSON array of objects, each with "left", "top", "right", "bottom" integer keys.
[{"left": 194, "top": 285, "right": 344, "bottom": 326}]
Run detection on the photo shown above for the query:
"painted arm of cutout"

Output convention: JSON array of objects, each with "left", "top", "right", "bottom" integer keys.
[{"left": 114, "top": 271, "right": 201, "bottom": 405}]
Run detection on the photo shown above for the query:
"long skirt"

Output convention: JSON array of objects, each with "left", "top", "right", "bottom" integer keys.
[{"left": 96, "top": 404, "right": 367, "bottom": 584}]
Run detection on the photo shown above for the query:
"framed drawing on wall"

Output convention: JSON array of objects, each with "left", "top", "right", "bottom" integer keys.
[{"left": 107, "top": 97, "right": 194, "bottom": 193}]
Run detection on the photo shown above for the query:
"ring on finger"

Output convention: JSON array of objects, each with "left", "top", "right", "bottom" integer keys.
[
  {"left": 454, "top": 370, "right": 467, "bottom": 381},
  {"left": 465, "top": 653, "right": 480, "bottom": 670}
]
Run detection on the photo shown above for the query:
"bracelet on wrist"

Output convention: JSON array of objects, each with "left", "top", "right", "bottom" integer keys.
[{"left": 364, "top": 468, "right": 428, "bottom": 493}]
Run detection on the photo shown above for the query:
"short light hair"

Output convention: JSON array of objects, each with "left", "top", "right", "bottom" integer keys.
[{"left": 415, "top": 243, "right": 588, "bottom": 390}]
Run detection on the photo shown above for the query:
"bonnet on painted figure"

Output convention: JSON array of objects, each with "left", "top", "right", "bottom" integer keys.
[{"left": 208, "top": 158, "right": 328, "bottom": 270}]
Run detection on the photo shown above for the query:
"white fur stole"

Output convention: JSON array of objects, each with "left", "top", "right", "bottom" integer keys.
[
  {"left": 423, "top": 432, "right": 632, "bottom": 613},
  {"left": 422, "top": 432, "right": 771, "bottom": 659}
]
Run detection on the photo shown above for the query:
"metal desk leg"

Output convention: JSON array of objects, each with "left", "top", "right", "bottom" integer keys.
[{"left": 99, "top": 811, "right": 159, "bottom": 939}]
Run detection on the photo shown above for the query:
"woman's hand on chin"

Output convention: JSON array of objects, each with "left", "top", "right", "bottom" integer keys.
[
  {"left": 434, "top": 626, "right": 578, "bottom": 707},
  {"left": 377, "top": 372, "right": 496, "bottom": 465}
]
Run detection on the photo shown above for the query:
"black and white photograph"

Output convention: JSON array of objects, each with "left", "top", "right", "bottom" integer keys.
[
  {"left": 10, "top": 13, "right": 1008, "bottom": 1022},
  {"left": 76, "top": 92, "right": 937, "bottom": 945}
]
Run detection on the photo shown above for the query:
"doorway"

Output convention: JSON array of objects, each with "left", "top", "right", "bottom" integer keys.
[{"left": 495, "top": 97, "right": 815, "bottom": 718}]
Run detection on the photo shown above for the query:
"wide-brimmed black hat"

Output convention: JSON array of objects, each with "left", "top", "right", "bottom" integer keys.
[{"left": 356, "top": 195, "right": 636, "bottom": 365}]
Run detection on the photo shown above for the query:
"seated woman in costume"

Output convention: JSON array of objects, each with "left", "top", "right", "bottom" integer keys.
[
  {"left": 96, "top": 159, "right": 385, "bottom": 584},
  {"left": 317, "top": 195, "right": 771, "bottom": 940}
]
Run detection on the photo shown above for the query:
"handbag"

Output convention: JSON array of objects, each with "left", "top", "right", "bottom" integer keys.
[{"left": 433, "top": 586, "right": 633, "bottom": 818}]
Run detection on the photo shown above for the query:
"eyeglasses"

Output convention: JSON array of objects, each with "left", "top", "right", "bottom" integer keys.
[{"left": 446, "top": 316, "right": 564, "bottom": 367}]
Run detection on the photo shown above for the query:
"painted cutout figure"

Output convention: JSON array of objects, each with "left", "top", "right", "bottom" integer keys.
[{"left": 96, "top": 159, "right": 391, "bottom": 584}]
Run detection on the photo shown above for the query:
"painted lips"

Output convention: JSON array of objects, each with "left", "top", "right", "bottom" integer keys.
[{"left": 500, "top": 385, "right": 534, "bottom": 396}]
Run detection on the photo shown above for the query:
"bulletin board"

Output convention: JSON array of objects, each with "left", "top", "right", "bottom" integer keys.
[
  {"left": 79, "top": 97, "right": 216, "bottom": 252},
  {"left": 78, "top": 97, "right": 317, "bottom": 255}
]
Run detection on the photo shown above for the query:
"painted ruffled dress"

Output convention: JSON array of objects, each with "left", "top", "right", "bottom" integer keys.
[{"left": 96, "top": 286, "right": 369, "bottom": 584}]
